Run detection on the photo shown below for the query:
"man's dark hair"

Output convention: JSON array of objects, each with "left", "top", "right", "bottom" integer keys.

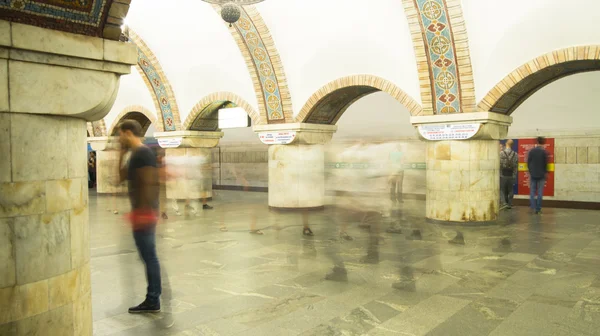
[
  {"left": 536, "top": 136, "right": 545, "bottom": 145},
  {"left": 118, "top": 120, "right": 143, "bottom": 137}
]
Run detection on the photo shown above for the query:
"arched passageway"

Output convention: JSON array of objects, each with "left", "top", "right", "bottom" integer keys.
[
  {"left": 183, "top": 92, "right": 259, "bottom": 131},
  {"left": 296, "top": 75, "right": 422, "bottom": 125},
  {"left": 479, "top": 46, "right": 600, "bottom": 114},
  {"left": 108, "top": 106, "right": 156, "bottom": 137}
]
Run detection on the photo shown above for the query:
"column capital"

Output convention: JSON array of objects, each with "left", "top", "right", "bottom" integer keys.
[
  {"left": 87, "top": 136, "right": 114, "bottom": 151},
  {"left": 1, "top": 21, "right": 137, "bottom": 121},
  {"left": 410, "top": 112, "right": 512, "bottom": 141},
  {"left": 253, "top": 123, "right": 337, "bottom": 145},
  {"left": 153, "top": 130, "right": 224, "bottom": 148}
]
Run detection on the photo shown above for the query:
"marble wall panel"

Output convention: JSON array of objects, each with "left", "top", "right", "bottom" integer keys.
[
  {"left": 96, "top": 150, "right": 127, "bottom": 194},
  {"left": 11, "top": 23, "right": 103, "bottom": 61},
  {"left": 66, "top": 118, "right": 88, "bottom": 179},
  {"left": 16, "top": 303, "right": 74, "bottom": 336},
  {"left": 13, "top": 213, "right": 71, "bottom": 285},
  {"left": 70, "top": 207, "right": 89, "bottom": 269},
  {"left": 165, "top": 148, "right": 213, "bottom": 200},
  {"left": 10, "top": 114, "right": 68, "bottom": 182},
  {"left": 589, "top": 147, "right": 599, "bottom": 164},
  {"left": 0, "top": 218, "right": 15, "bottom": 289},
  {"left": 46, "top": 178, "right": 87, "bottom": 213},
  {"left": 0, "top": 279, "right": 49, "bottom": 324},
  {"left": 555, "top": 147, "right": 566, "bottom": 164},
  {"left": 268, "top": 144, "right": 324, "bottom": 208},
  {"left": 8, "top": 60, "right": 119, "bottom": 117},
  {"left": 0, "top": 59, "right": 8, "bottom": 113},
  {"left": 0, "top": 114, "right": 9, "bottom": 182},
  {"left": 0, "top": 181, "right": 46, "bottom": 218},
  {"left": 577, "top": 147, "right": 588, "bottom": 164}
]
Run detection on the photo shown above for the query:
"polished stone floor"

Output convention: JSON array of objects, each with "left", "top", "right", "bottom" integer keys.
[{"left": 90, "top": 191, "right": 600, "bottom": 336}]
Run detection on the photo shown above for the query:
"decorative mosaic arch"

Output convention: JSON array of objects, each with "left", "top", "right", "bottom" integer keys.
[
  {"left": 0, "top": 0, "right": 130, "bottom": 40},
  {"left": 123, "top": 28, "right": 182, "bottom": 132},
  {"left": 88, "top": 119, "right": 107, "bottom": 137},
  {"left": 107, "top": 105, "right": 157, "bottom": 137},
  {"left": 402, "top": 0, "right": 476, "bottom": 114},
  {"left": 183, "top": 92, "right": 260, "bottom": 131},
  {"left": 296, "top": 75, "right": 423, "bottom": 125},
  {"left": 479, "top": 46, "right": 600, "bottom": 115},
  {"left": 214, "top": 5, "right": 293, "bottom": 124},
  {"left": 86, "top": 122, "right": 94, "bottom": 137}
]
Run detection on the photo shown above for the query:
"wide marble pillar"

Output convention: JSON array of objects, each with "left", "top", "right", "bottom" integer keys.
[
  {"left": 0, "top": 22, "right": 136, "bottom": 335},
  {"left": 253, "top": 123, "right": 337, "bottom": 210},
  {"left": 154, "top": 131, "right": 223, "bottom": 201},
  {"left": 411, "top": 112, "right": 512, "bottom": 223}
]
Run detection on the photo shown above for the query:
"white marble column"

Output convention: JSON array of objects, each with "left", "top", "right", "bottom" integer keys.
[
  {"left": 254, "top": 123, "right": 337, "bottom": 210},
  {"left": 0, "top": 22, "right": 136, "bottom": 335},
  {"left": 89, "top": 137, "right": 128, "bottom": 194},
  {"left": 411, "top": 112, "right": 512, "bottom": 223},
  {"left": 154, "top": 131, "right": 223, "bottom": 202}
]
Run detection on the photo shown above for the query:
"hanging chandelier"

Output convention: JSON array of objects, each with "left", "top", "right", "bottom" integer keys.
[{"left": 202, "top": 1, "right": 267, "bottom": 26}]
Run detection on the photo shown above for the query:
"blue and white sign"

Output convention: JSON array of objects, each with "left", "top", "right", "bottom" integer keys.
[
  {"left": 418, "top": 123, "right": 480, "bottom": 141},
  {"left": 158, "top": 137, "right": 183, "bottom": 148},
  {"left": 258, "top": 131, "right": 296, "bottom": 145}
]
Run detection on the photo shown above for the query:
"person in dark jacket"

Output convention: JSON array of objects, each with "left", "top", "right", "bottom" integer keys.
[{"left": 527, "top": 137, "right": 549, "bottom": 214}]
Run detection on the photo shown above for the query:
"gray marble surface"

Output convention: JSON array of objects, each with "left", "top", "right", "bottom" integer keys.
[{"left": 88, "top": 191, "right": 600, "bottom": 336}]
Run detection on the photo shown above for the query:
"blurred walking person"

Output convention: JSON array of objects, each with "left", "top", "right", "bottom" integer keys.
[{"left": 117, "top": 120, "right": 162, "bottom": 313}]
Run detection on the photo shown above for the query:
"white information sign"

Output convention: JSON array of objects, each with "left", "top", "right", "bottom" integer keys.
[
  {"left": 258, "top": 131, "right": 297, "bottom": 145},
  {"left": 418, "top": 123, "right": 481, "bottom": 141},
  {"left": 158, "top": 137, "right": 183, "bottom": 148}
]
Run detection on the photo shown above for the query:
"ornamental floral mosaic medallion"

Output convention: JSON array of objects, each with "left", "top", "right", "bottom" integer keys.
[
  {"left": 0, "top": 0, "right": 112, "bottom": 37},
  {"left": 234, "top": 10, "right": 284, "bottom": 121},
  {"left": 414, "top": 0, "right": 462, "bottom": 114}
]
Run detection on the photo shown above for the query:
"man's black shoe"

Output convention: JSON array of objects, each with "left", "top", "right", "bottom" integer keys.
[
  {"left": 129, "top": 300, "right": 160, "bottom": 314},
  {"left": 203, "top": 204, "right": 213, "bottom": 210}
]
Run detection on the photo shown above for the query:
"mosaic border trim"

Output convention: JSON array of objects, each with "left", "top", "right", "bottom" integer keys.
[
  {"left": 135, "top": 47, "right": 176, "bottom": 131},
  {"left": 232, "top": 9, "right": 284, "bottom": 122},
  {"left": 0, "top": 0, "right": 113, "bottom": 38},
  {"left": 91, "top": 120, "right": 107, "bottom": 137},
  {"left": 123, "top": 29, "right": 182, "bottom": 132},
  {"left": 413, "top": 0, "right": 462, "bottom": 114}
]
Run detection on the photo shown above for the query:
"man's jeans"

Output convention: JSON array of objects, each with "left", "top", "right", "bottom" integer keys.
[
  {"left": 529, "top": 178, "right": 545, "bottom": 211},
  {"left": 500, "top": 176, "right": 515, "bottom": 206},
  {"left": 133, "top": 225, "right": 161, "bottom": 303}
]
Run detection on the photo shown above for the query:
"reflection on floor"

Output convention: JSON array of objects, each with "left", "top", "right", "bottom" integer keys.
[{"left": 90, "top": 191, "right": 600, "bottom": 336}]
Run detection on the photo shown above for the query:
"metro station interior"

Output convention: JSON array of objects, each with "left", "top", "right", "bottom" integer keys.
[{"left": 1, "top": 0, "right": 600, "bottom": 335}]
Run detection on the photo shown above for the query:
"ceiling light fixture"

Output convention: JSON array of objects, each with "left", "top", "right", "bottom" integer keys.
[{"left": 201, "top": 0, "right": 266, "bottom": 26}]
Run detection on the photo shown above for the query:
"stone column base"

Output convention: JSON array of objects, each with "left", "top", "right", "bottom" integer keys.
[
  {"left": 165, "top": 147, "right": 213, "bottom": 200},
  {"left": 254, "top": 123, "right": 337, "bottom": 210},
  {"left": 412, "top": 112, "right": 512, "bottom": 223},
  {"left": 0, "top": 114, "right": 92, "bottom": 335},
  {"left": 426, "top": 140, "right": 501, "bottom": 222}
]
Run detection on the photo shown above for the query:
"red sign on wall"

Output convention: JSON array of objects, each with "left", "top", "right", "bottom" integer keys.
[{"left": 515, "top": 138, "right": 555, "bottom": 197}]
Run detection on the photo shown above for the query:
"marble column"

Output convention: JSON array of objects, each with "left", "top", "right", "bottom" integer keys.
[
  {"left": 154, "top": 131, "right": 223, "bottom": 202},
  {"left": 253, "top": 123, "right": 337, "bottom": 210},
  {"left": 411, "top": 112, "right": 512, "bottom": 223},
  {"left": 0, "top": 22, "right": 136, "bottom": 335},
  {"left": 89, "top": 137, "right": 128, "bottom": 194}
]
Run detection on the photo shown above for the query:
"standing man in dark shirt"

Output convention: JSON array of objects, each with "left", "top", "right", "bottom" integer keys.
[
  {"left": 500, "top": 139, "right": 518, "bottom": 209},
  {"left": 527, "top": 137, "right": 549, "bottom": 214},
  {"left": 118, "top": 120, "right": 162, "bottom": 313}
]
